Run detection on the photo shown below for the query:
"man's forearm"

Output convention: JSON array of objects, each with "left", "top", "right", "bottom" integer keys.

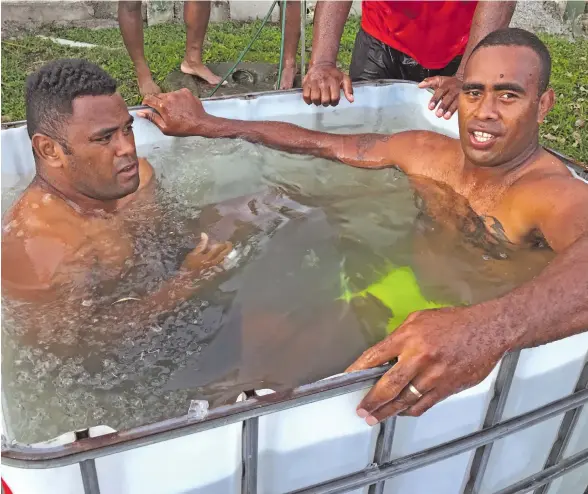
[
  {"left": 310, "top": 0, "right": 353, "bottom": 65},
  {"left": 486, "top": 234, "right": 588, "bottom": 352},
  {"left": 200, "top": 116, "right": 413, "bottom": 171},
  {"left": 204, "top": 116, "right": 345, "bottom": 161},
  {"left": 456, "top": 1, "right": 517, "bottom": 79}
]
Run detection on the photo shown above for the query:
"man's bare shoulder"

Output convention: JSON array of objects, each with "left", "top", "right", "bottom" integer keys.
[
  {"left": 2, "top": 186, "right": 89, "bottom": 300},
  {"left": 399, "top": 130, "right": 463, "bottom": 179},
  {"left": 505, "top": 151, "right": 588, "bottom": 250}
]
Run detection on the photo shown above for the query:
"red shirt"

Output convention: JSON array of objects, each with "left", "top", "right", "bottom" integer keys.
[{"left": 361, "top": 1, "right": 479, "bottom": 69}]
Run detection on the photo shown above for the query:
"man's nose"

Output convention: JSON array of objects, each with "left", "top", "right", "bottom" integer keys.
[
  {"left": 115, "top": 131, "right": 136, "bottom": 157},
  {"left": 474, "top": 94, "right": 499, "bottom": 120}
]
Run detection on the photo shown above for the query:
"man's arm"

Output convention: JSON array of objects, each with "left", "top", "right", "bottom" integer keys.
[
  {"left": 301, "top": 0, "right": 354, "bottom": 106},
  {"left": 420, "top": 1, "right": 516, "bottom": 119},
  {"left": 346, "top": 181, "right": 588, "bottom": 424},
  {"left": 1, "top": 232, "right": 232, "bottom": 343},
  {"left": 138, "top": 90, "right": 451, "bottom": 177}
]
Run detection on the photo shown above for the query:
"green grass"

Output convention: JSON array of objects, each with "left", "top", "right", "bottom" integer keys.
[{"left": 2, "top": 19, "right": 586, "bottom": 162}]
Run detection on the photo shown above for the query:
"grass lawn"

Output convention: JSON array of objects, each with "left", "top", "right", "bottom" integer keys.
[{"left": 2, "top": 18, "right": 586, "bottom": 162}]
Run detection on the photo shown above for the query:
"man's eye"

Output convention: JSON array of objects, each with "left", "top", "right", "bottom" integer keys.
[
  {"left": 95, "top": 134, "right": 113, "bottom": 143},
  {"left": 123, "top": 124, "right": 134, "bottom": 135},
  {"left": 466, "top": 90, "right": 481, "bottom": 97},
  {"left": 500, "top": 93, "right": 517, "bottom": 100}
]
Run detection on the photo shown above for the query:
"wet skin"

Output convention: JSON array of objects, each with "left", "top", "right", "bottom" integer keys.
[{"left": 139, "top": 43, "right": 588, "bottom": 423}]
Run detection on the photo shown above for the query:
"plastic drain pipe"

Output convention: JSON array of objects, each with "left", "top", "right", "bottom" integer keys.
[{"left": 208, "top": 0, "right": 284, "bottom": 97}]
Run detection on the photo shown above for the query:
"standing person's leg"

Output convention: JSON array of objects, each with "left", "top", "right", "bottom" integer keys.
[
  {"left": 181, "top": 0, "right": 223, "bottom": 85},
  {"left": 118, "top": 1, "right": 161, "bottom": 96},
  {"left": 279, "top": 0, "right": 301, "bottom": 90}
]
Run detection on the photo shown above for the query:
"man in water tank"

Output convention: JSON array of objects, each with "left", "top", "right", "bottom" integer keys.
[{"left": 140, "top": 28, "right": 588, "bottom": 424}]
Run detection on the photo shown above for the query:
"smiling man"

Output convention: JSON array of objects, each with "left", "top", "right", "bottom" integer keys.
[{"left": 140, "top": 28, "right": 588, "bottom": 423}]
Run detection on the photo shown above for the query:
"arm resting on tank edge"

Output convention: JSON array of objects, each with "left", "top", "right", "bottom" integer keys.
[{"left": 484, "top": 233, "right": 588, "bottom": 351}]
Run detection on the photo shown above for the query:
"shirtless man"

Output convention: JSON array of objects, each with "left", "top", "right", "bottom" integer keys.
[
  {"left": 1, "top": 59, "right": 233, "bottom": 338},
  {"left": 139, "top": 28, "right": 588, "bottom": 423}
]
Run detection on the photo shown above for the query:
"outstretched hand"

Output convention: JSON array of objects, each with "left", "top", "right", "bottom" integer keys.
[
  {"left": 346, "top": 305, "right": 507, "bottom": 424},
  {"left": 137, "top": 88, "right": 216, "bottom": 137},
  {"left": 418, "top": 76, "right": 463, "bottom": 120}
]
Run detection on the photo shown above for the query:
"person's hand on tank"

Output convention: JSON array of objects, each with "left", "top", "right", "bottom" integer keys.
[
  {"left": 138, "top": 89, "right": 213, "bottom": 137},
  {"left": 418, "top": 76, "right": 462, "bottom": 119},
  {"left": 346, "top": 305, "right": 505, "bottom": 424},
  {"left": 302, "top": 63, "right": 354, "bottom": 107}
]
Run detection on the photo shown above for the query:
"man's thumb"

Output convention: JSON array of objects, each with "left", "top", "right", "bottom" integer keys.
[{"left": 343, "top": 75, "right": 354, "bottom": 103}]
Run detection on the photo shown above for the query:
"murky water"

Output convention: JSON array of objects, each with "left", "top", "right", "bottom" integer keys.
[{"left": 1, "top": 108, "right": 554, "bottom": 444}]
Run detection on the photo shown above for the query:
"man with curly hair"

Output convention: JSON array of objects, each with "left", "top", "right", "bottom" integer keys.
[{"left": 1, "top": 59, "right": 232, "bottom": 316}]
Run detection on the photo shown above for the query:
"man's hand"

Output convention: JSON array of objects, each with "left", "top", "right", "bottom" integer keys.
[
  {"left": 138, "top": 89, "right": 216, "bottom": 137},
  {"left": 418, "top": 76, "right": 463, "bottom": 120},
  {"left": 346, "top": 306, "right": 507, "bottom": 424},
  {"left": 302, "top": 63, "right": 354, "bottom": 107},
  {"left": 181, "top": 233, "right": 233, "bottom": 277}
]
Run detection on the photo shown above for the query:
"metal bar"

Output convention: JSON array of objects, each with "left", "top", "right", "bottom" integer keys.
[
  {"left": 75, "top": 429, "right": 101, "bottom": 494},
  {"left": 242, "top": 417, "right": 259, "bottom": 494},
  {"left": 1, "top": 365, "right": 390, "bottom": 469},
  {"left": 368, "top": 418, "right": 396, "bottom": 494},
  {"left": 492, "top": 448, "right": 588, "bottom": 494},
  {"left": 463, "top": 351, "right": 521, "bottom": 494},
  {"left": 285, "top": 388, "right": 588, "bottom": 494},
  {"left": 533, "top": 359, "right": 588, "bottom": 494},
  {"left": 300, "top": 0, "right": 306, "bottom": 79},
  {"left": 79, "top": 460, "right": 101, "bottom": 494}
]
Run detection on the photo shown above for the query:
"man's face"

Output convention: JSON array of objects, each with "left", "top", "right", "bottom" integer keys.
[
  {"left": 61, "top": 93, "right": 139, "bottom": 201},
  {"left": 458, "top": 45, "right": 553, "bottom": 168}
]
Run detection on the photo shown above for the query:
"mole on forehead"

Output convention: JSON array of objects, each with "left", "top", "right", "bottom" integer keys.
[{"left": 500, "top": 74, "right": 504, "bottom": 78}]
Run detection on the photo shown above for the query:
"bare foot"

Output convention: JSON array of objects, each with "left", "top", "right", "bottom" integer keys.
[
  {"left": 137, "top": 75, "right": 161, "bottom": 97},
  {"left": 279, "top": 66, "right": 297, "bottom": 90},
  {"left": 181, "top": 61, "right": 226, "bottom": 86}
]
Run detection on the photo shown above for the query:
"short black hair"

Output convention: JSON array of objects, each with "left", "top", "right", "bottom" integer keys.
[
  {"left": 25, "top": 59, "right": 117, "bottom": 145},
  {"left": 470, "top": 28, "right": 551, "bottom": 94}
]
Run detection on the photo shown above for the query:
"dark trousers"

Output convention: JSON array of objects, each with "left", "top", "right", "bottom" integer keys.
[{"left": 349, "top": 28, "right": 462, "bottom": 82}]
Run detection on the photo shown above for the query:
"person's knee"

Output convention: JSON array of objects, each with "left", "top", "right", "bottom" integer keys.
[{"left": 119, "top": 1, "right": 142, "bottom": 14}]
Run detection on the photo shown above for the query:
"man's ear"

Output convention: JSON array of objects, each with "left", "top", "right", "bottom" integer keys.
[
  {"left": 537, "top": 88, "right": 555, "bottom": 124},
  {"left": 31, "top": 134, "right": 66, "bottom": 169}
]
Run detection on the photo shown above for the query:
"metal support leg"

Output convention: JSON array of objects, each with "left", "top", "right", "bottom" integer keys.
[
  {"left": 242, "top": 417, "right": 259, "bottom": 494},
  {"left": 369, "top": 418, "right": 397, "bottom": 494},
  {"left": 463, "top": 351, "right": 520, "bottom": 494}
]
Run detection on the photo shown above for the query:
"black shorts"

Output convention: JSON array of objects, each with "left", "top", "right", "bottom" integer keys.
[{"left": 349, "top": 28, "right": 462, "bottom": 83}]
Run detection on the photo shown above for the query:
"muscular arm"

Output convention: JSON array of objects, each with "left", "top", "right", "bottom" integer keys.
[
  {"left": 309, "top": 0, "right": 353, "bottom": 66},
  {"left": 488, "top": 233, "right": 588, "bottom": 352},
  {"left": 456, "top": 1, "right": 516, "bottom": 79}
]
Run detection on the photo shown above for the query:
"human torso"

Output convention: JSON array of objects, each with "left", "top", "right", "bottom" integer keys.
[{"left": 361, "top": 0, "right": 478, "bottom": 69}]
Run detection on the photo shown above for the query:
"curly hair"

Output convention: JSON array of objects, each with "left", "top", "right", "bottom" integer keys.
[
  {"left": 471, "top": 28, "right": 551, "bottom": 94},
  {"left": 25, "top": 59, "right": 118, "bottom": 146}
]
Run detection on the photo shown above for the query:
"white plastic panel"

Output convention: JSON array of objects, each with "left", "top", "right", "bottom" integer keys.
[
  {"left": 479, "top": 332, "right": 588, "bottom": 494},
  {"left": 2, "top": 83, "right": 587, "bottom": 494},
  {"left": 384, "top": 366, "right": 500, "bottom": 494},
  {"left": 257, "top": 388, "right": 378, "bottom": 494}
]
